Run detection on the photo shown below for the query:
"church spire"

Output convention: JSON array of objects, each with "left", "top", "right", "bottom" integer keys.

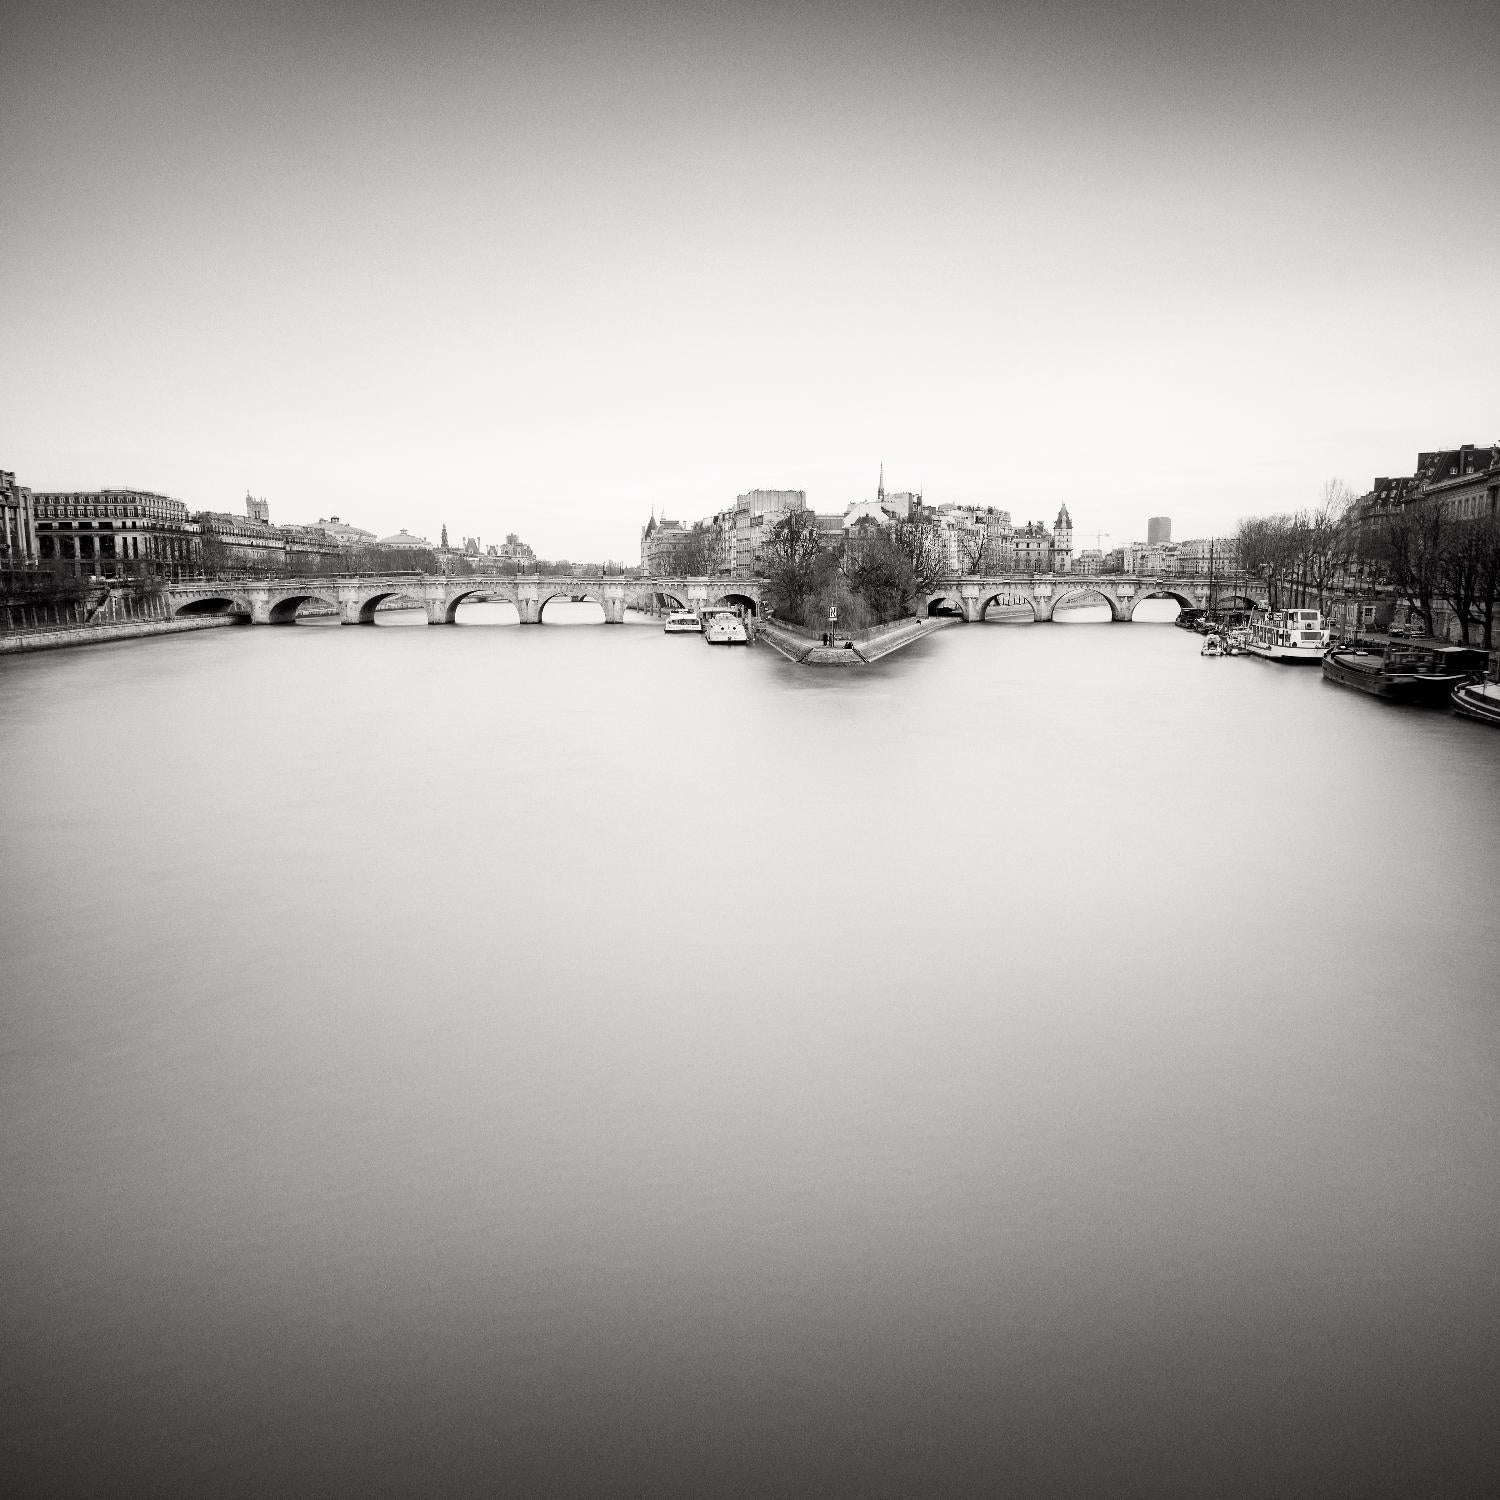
[{"left": 878, "top": 460, "right": 884, "bottom": 503}]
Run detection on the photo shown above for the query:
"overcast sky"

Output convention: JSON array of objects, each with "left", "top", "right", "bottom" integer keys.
[{"left": 3, "top": 0, "right": 1497, "bottom": 559}]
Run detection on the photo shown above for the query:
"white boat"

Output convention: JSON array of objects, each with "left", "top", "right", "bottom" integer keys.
[
  {"left": 1452, "top": 649, "right": 1500, "bottom": 725},
  {"left": 700, "top": 605, "right": 750, "bottom": 645},
  {"left": 1201, "top": 633, "right": 1225, "bottom": 657},
  {"left": 1245, "top": 608, "right": 1329, "bottom": 663},
  {"left": 663, "top": 610, "right": 701, "bottom": 634}
]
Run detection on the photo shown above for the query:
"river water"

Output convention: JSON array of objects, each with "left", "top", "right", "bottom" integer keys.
[{"left": 3, "top": 606, "right": 1498, "bottom": 1497}]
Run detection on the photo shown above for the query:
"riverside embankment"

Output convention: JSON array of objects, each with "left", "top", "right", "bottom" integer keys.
[
  {"left": 757, "top": 614, "right": 957, "bottom": 665},
  {"left": 0, "top": 614, "right": 246, "bottom": 654}
]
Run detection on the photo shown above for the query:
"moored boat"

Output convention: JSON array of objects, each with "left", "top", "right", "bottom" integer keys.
[
  {"left": 1245, "top": 608, "right": 1329, "bottom": 663},
  {"left": 1451, "top": 649, "right": 1500, "bottom": 724},
  {"left": 1322, "top": 641, "right": 1488, "bottom": 704},
  {"left": 700, "top": 605, "right": 750, "bottom": 645},
  {"left": 663, "top": 610, "right": 702, "bottom": 634},
  {"left": 1201, "top": 633, "right": 1224, "bottom": 657}
]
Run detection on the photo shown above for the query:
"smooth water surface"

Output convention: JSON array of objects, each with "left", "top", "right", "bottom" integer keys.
[{"left": 3, "top": 609, "right": 1498, "bottom": 1496}]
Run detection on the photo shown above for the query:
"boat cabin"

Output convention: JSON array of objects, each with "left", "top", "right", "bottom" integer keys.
[
  {"left": 1385, "top": 643, "right": 1488, "bottom": 676},
  {"left": 1251, "top": 609, "right": 1327, "bottom": 649}
]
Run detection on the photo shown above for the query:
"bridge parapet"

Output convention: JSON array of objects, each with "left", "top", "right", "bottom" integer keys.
[
  {"left": 164, "top": 573, "right": 766, "bottom": 625},
  {"left": 926, "top": 573, "right": 1268, "bottom": 623}
]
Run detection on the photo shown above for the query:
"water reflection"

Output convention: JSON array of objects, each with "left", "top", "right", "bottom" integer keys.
[{"left": 1, "top": 617, "right": 1496, "bottom": 1497}]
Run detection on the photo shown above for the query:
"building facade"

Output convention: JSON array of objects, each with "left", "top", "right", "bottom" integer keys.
[
  {"left": 1010, "top": 521, "right": 1052, "bottom": 573},
  {"left": 1175, "top": 537, "right": 1240, "bottom": 574},
  {"left": 298, "top": 516, "right": 377, "bottom": 548},
  {"left": 1147, "top": 516, "right": 1172, "bottom": 544},
  {"left": 192, "top": 510, "right": 291, "bottom": 569},
  {"left": 733, "top": 489, "right": 806, "bottom": 573},
  {"left": 1051, "top": 504, "right": 1073, "bottom": 573},
  {"left": 1412, "top": 443, "right": 1500, "bottom": 522},
  {"left": 1122, "top": 539, "right": 1179, "bottom": 575},
  {"left": 1351, "top": 442, "right": 1500, "bottom": 642},
  {"left": 640, "top": 517, "right": 688, "bottom": 573},
  {"left": 1, "top": 469, "right": 38, "bottom": 566},
  {"left": 497, "top": 532, "right": 537, "bottom": 568},
  {"left": 31, "top": 489, "right": 194, "bottom": 572}
]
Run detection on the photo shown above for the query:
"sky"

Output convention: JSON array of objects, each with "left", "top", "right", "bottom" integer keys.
[{"left": 2, "top": 0, "right": 1497, "bottom": 560}]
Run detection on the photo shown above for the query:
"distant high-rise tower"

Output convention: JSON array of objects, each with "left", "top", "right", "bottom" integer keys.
[
  {"left": 1052, "top": 503, "right": 1073, "bottom": 574},
  {"left": 1148, "top": 516, "right": 1171, "bottom": 544}
]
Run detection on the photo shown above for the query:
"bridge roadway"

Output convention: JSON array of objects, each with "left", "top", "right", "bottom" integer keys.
[{"left": 164, "top": 571, "right": 1266, "bottom": 626}]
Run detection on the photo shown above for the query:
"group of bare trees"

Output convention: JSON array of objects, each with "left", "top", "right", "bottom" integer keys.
[
  {"left": 1237, "top": 479, "right": 1500, "bottom": 645},
  {"left": 762, "top": 506, "right": 949, "bottom": 631},
  {"left": 1237, "top": 482, "right": 1362, "bottom": 612},
  {"left": 662, "top": 522, "right": 724, "bottom": 577},
  {"left": 1378, "top": 501, "right": 1499, "bottom": 645}
]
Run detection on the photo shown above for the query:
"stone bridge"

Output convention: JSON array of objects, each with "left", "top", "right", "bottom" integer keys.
[
  {"left": 924, "top": 573, "right": 1268, "bottom": 623},
  {"left": 164, "top": 574, "right": 764, "bottom": 626}
]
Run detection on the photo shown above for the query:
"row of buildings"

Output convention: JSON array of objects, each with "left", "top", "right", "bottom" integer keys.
[
  {"left": 641, "top": 478, "right": 1083, "bottom": 577},
  {"left": 1353, "top": 443, "right": 1500, "bottom": 529},
  {"left": 0, "top": 471, "right": 540, "bottom": 575},
  {"left": 640, "top": 478, "right": 1238, "bottom": 580}
]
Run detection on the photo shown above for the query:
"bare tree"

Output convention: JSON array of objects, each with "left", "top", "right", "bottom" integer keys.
[
  {"left": 1303, "top": 481, "right": 1359, "bottom": 610},
  {"left": 763, "top": 508, "right": 828, "bottom": 620},
  {"left": 958, "top": 525, "right": 987, "bottom": 575},
  {"left": 1237, "top": 514, "right": 1299, "bottom": 609},
  {"left": 670, "top": 522, "right": 722, "bottom": 577},
  {"left": 1381, "top": 500, "right": 1445, "bottom": 636},
  {"left": 887, "top": 505, "right": 949, "bottom": 600},
  {"left": 1476, "top": 514, "right": 1500, "bottom": 648},
  {"left": 1435, "top": 516, "right": 1499, "bottom": 645},
  {"left": 1239, "top": 481, "right": 1359, "bottom": 612}
]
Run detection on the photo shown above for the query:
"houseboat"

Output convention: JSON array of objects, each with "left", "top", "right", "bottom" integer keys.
[
  {"left": 1451, "top": 649, "right": 1500, "bottom": 725},
  {"left": 663, "top": 610, "right": 702, "bottom": 634},
  {"left": 1322, "top": 641, "right": 1488, "bottom": 704},
  {"left": 1244, "top": 608, "right": 1329, "bottom": 663},
  {"left": 700, "top": 605, "right": 751, "bottom": 645}
]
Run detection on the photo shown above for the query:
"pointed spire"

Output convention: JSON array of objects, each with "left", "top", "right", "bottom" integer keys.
[{"left": 878, "top": 460, "right": 884, "bottom": 503}]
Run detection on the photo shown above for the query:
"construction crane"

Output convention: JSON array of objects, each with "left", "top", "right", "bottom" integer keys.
[{"left": 1090, "top": 531, "right": 1111, "bottom": 550}]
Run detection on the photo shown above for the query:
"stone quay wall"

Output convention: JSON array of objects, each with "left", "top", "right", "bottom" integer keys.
[
  {"left": 0, "top": 614, "right": 246, "bottom": 655},
  {"left": 757, "top": 615, "right": 955, "bottom": 666}
]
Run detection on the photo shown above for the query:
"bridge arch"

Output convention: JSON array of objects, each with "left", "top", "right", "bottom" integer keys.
[
  {"left": 626, "top": 586, "right": 688, "bottom": 614},
  {"left": 1129, "top": 587, "right": 1195, "bottom": 621},
  {"left": 173, "top": 595, "right": 247, "bottom": 618},
  {"left": 268, "top": 591, "right": 340, "bottom": 624},
  {"left": 443, "top": 586, "right": 519, "bottom": 624},
  {"left": 925, "top": 592, "right": 968, "bottom": 620},
  {"left": 355, "top": 588, "right": 427, "bottom": 625},
  {"left": 978, "top": 591, "right": 1038, "bottom": 622},
  {"left": 1051, "top": 586, "right": 1127, "bottom": 622},
  {"left": 537, "top": 588, "right": 607, "bottom": 622},
  {"left": 714, "top": 592, "right": 759, "bottom": 617}
]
